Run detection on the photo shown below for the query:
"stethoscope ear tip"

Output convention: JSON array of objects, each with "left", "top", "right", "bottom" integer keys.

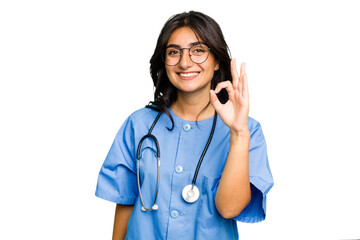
[{"left": 141, "top": 205, "right": 159, "bottom": 211}]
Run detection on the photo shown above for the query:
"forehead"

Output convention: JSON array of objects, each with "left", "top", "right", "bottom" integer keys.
[{"left": 167, "top": 27, "right": 204, "bottom": 47}]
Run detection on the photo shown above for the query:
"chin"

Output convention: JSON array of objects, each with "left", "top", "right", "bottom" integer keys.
[{"left": 177, "top": 84, "right": 211, "bottom": 94}]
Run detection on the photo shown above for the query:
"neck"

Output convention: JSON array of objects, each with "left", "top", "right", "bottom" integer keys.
[{"left": 171, "top": 90, "right": 215, "bottom": 121}]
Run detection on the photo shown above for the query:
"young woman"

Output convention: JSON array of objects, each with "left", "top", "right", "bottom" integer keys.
[{"left": 95, "top": 11, "right": 273, "bottom": 240}]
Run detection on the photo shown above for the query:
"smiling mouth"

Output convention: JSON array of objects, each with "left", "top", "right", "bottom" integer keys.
[{"left": 177, "top": 72, "right": 200, "bottom": 77}]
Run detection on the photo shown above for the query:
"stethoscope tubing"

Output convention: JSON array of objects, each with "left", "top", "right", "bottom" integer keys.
[
  {"left": 136, "top": 112, "right": 162, "bottom": 211},
  {"left": 191, "top": 112, "right": 217, "bottom": 186},
  {"left": 136, "top": 110, "right": 217, "bottom": 210}
]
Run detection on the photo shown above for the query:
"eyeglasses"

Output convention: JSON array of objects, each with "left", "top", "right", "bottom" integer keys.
[{"left": 163, "top": 44, "right": 210, "bottom": 66}]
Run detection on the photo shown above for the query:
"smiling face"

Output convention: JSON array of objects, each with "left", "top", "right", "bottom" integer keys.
[{"left": 165, "top": 27, "right": 219, "bottom": 96}]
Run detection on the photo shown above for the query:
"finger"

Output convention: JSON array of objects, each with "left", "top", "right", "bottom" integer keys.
[
  {"left": 238, "top": 62, "right": 246, "bottom": 94},
  {"left": 242, "top": 72, "right": 249, "bottom": 99},
  {"left": 240, "top": 62, "right": 246, "bottom": 80},
  {"left": 231, "top": 59, "right": 240, "bottom": 89},
  {"left": 215, "top": 81, "right": 235, "bottom": 100},
  {"left": 209, "top": 90, "right": 223, "bottom": 112}
]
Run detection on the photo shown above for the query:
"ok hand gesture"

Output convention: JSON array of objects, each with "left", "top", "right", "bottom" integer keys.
[{"left": 210, "top": 59, "right": 250, "bottom": 135}]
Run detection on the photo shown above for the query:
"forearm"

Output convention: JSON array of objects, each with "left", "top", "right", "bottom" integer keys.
[
  {"left": 215, "top": 130, "right": 251, "bottom": 219},
  {"left": 112, "top": 204, "right": 134, "bottom": 240}
]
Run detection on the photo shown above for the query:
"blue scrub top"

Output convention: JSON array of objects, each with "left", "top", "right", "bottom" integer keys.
[{"left": 96, "top": 107, "right": 273, "bottom": 240}]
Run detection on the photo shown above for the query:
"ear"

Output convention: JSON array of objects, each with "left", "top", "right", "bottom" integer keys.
[{"left": 214, "top": 61, "right": 220, "bottom": 71}]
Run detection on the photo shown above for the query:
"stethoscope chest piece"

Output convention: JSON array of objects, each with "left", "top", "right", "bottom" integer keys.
[{"left": 182, "top": 184, "right": 200, "bottom": 203}]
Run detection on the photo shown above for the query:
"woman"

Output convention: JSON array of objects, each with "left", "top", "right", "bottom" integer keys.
[{"left": 95, "top": 11, "right": 273, "bottom": 240}]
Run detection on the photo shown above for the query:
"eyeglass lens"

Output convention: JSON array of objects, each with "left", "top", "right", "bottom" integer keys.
[{"left": 164, "top": 45, "right": 209, "bottom": 66}]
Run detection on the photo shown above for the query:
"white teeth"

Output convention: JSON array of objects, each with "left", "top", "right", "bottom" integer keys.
[{"left": 179, "top": 72, "right": 199, "bottom": 77}]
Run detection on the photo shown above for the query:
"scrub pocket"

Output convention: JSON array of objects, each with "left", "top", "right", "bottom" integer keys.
[
  {"left": 196, "top": 175, "right": 221, "bottom": 233},
  {"left": 195, "top": 175, "right": 238, "bottom": 240}
]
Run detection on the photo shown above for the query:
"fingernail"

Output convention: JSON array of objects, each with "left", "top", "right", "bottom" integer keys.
[{"left": 214, "top": 88, "right": 219, "bottom": 93}]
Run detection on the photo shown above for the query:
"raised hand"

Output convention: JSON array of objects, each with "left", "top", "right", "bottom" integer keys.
[{"left": 210, "top": 59, "right": 250, "bottom": 135}]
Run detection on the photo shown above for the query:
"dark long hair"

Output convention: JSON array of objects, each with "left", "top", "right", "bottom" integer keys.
[{"left": 147, "top": 11, "right": 232, "bottom": 129}]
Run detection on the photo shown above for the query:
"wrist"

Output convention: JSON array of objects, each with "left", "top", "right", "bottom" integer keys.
[{"left": 230, "top": 129, "right": 250, "bottom": 139}]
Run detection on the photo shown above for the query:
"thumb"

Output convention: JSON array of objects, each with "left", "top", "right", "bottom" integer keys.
[{"left": 209, "top": 90, "right": 222, "bottom": 112}]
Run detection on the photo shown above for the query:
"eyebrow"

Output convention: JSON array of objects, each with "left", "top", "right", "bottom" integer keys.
[{"left": 166, "top": 41, "right": 206, "bottom": 48}]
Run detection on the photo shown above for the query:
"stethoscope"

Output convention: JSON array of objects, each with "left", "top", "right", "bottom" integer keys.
[{"left": 136, "top": 111, "right": 217, "bottom": 211}]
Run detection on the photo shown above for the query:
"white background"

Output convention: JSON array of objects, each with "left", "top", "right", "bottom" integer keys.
[{"left": 1, "top": 0, "right": 359, "bottom": 239}]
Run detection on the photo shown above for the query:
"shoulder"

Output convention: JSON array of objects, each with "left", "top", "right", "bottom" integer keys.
[
  {"left": 248, "top": 116, "right": 262, "bottom": 135},
  {"left": 127, "top": 107, "right": 159, "bottom": 123},
  {"left": 247, "top": 116, "right": 267, "bottom": 149},
  {"left": 121, "top": 107, "right": 164, "bottom": 134}
]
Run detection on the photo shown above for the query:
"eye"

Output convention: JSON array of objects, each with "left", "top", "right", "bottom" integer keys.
[
  {"left": 191, "top": 46, "right": 207, "bottom": 55},
  {"left": 166, "top": 48, "right": 180, "bottom": 56}
]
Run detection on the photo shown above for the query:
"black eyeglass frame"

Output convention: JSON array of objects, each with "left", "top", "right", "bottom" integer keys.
[{"left": 162, "top": 44, "right": 211, "bottom": 66}]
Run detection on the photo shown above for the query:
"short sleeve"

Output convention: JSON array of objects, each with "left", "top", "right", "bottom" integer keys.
[
  {"left": 234, "top": 123, "right": 274, "bottom": 223},
  {"left": 95, "top": 117, "right": 138, "bottom": 205}
]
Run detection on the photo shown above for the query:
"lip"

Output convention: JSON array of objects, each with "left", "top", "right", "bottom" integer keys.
[{"left": 176, "top": 71, "right": 200, "bottom": 80}]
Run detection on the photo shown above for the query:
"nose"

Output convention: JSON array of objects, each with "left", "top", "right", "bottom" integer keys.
[{"left": 178, "top": 49, "right": 193, "bottom": 69}]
